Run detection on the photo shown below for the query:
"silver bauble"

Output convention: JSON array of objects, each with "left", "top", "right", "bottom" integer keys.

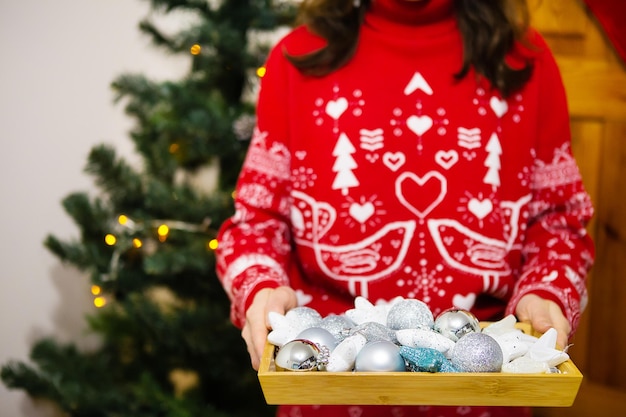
[
  {"left": 450, "top": 332, "right": 503, "bottom": 372},
  {"left": 386, "top": 299, "right": 434, "bottom": 330},
  {"left": 354, "top": 340, "right": 406, "bottom": 372},
  {"left": 349, "top": 321, "right": 397, "bottom": 343},
  {"left": 296, "top": 326, "right": 339, "bottom": 351},
  {"left": 319, "top": 314, "right": 355, "bottom": 343},
  {"left": 434, "top": 308, "right": 481, "bottom": 342},
  {"left": 285, "top": 306, "right": 323, "bottom": 329},
  {"left": 274, "top": 339, "right": 321, "bottom": 371}
]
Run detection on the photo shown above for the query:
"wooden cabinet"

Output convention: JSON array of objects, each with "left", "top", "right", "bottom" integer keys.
[{"left": 527, "top": 0, "right": 626, "bottom": 415}]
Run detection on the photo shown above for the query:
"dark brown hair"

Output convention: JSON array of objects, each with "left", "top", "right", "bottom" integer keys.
[{"left": 286, "top": 0, "right": 533, "bottom": 97}]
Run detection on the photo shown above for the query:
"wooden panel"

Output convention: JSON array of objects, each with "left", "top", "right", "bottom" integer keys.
[
  {"left": 558, "top": 58, "right": 626, "bottom": 121},
  {"left": 567, "top": 121, "right": 603, "bottom": 373},
  {"left": 586, "top": 123, "right": 626, "bottom": 389},
  {"left": 527, "top": 0, "right": 588, "bottom": 37}
]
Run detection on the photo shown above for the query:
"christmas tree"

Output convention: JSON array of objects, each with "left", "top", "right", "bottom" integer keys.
[{"left": 1, "top": 1, "right": 296, "bottom": 416}]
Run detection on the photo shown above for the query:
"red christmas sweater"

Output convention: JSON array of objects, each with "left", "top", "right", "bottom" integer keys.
[{"left": 216, "top": 0, "right": 594, "bottom": 353}]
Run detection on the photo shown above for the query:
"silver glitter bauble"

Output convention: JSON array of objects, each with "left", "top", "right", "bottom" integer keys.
[
  {"left": 386, "top": 299, "right": 434, "bottom": 330},
  {"left": 232, "top": 113, "right": 256, "bottom": 141},
  {"left": 319, "top": 314, "right": 355, "bottom": 343},
  {"left": 354, "top": 340, "right": 406, "bottom": 372},
  {"left": 434, "top": 308, "right": 481, "bottom": 342},
  {"left": 296, "top": 326, "right": 339, "bottom": 351},
  {"left": 285, "top": 306, "right": 323, "bottom": 329},
  {"left": 275, "top": 339, "right": 323, "bottom": 372},
  {"left": 450, "top": 332, "right": 503, "bottom": 372},
  {"left": 349, "top": 321, "right": 397, "bottom": 343}
]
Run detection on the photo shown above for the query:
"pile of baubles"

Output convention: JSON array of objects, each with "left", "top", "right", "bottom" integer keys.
[{"left": 269, "top": 296, "right": 570, "bottom": 374}]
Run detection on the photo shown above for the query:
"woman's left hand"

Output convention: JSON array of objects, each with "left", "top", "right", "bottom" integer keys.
[{"left": 515, "top": 293, "right": 571, "bottom": 350}]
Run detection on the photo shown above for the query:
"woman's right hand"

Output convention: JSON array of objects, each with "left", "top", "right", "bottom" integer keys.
[{"left": 242, "top": 286, "right": 298, "bottom": 370}]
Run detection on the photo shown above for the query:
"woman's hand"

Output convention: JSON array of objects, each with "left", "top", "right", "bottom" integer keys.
[
  {"left": 515, "top": 293, "right": 571, "bottom": 349},
  {"left": 241, "top": 286, "right": 298, "bottom": 370}
]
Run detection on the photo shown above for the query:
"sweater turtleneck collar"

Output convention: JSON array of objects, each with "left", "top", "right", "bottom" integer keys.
[{"left": 366, "top": 0, "right": 456, "bottom": 36}]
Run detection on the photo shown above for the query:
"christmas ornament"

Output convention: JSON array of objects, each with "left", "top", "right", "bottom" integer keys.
[
  {"left": 287, "top": 306, "right": 323, "bottom": 327},
  {"left": 386, "top": 298, "right": 434, "bottom": 330},
  {"left": 488, "top": 328, "right": 531, "bottom": 363},
  {"left": 482, "top": 314, "right": 519, "bottom": 336},
  {"left": 327, "top": 333, "right": 368, "bottom": 372},
  {"left": 396, "top": 327, "right": 456, "bottom": 357},
  {"left": 296, "top": 327, "right": 339, "bottom": 352},
  {"left": 274, "top": 339, "right": 329, "bottom": 372},
  {"left": 319, "top": 314, "right": 355, "bottom": 343},
  {"left": 501, "top": 356, "right": 550, "bottom": 374},
  {"left": 399, "top": 346, "right": 460, "bottom": 373},
  {"left": 345, "top": 296, "right": 397, "bottom": 325},
  {"left": 349, "top": 321, "right": 397, "bottom": 343},
  {"left": 450, "top": 332, "right": 503, "bottom": 372},
  {"left": 354, "top": 340, "right": 406, "bottom": 372},
  {"left": 433, "top": 308, "right": 480, "bottom": 342},
  {"left": 267, "top": 306, "right": 323, "bottom": 347},
  {"left": 527, "top": 328, "right": 570, "bottom": 367},
  {"left": 233, "top": 113, "right": 256, "bottom": 140}
]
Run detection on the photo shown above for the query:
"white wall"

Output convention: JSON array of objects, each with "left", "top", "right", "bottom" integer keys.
[{"left": 0, "top": 1, "right": 189, "bottom": 415}]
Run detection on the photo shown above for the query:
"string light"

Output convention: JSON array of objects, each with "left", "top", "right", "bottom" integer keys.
[
  {"left": 105, "top": 234, "right": 117, "bottom": 246},
  {"left": 91, "top": 285, "right": 102, "bottom": 295},
  {"left": 102, "top": 215, "right": 211, "bottom": 281},
  {"left": 157, "top": 224, "right": 169, "bottom": 242},
  {"left": 94, "top": 296, "right": 107, "bottom": 308},
  {"left": 190, "top": 44, "right": 202, "bottom": 55},
  {"left": 256, "top": 66, "right": 267, "bottom": 78},
  {"left": 207, "top": 239, "right": 219, "bottom": 250},
  {"left": 169, "top": 143, "right": 180, "bottom": 154}
]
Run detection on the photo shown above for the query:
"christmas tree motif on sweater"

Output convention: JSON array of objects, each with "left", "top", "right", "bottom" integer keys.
[
  {"left": 332, "top": 133, "right": 359, "bottom": 195},
  {"left": 483, "top": 133, "right": 502, "bottom": 189}
]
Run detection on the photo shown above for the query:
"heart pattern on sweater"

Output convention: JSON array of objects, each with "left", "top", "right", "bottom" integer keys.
[
  {"left": 383, "top": 151, "right": 406, "bottom": 172},
  {"left": 407, "top": 115, "right": 433, "bottom": 136},
  {"left": 396, "top": 171, "right": 447, "bottom": 219},
  {"left": 349, "top": 202, "right": 375, "bottom": 224},
  {"left": 490, "top": 97, "right": 509, "bottom": 118},
  {"left": 453, "top": 293, "right": 476, "bottom": 310},
  {"left": 326, "top": 97, "right": 348, "bottom": 120},
  {"left": 468, "top": 198, "right": 493, "bottom": 220}
]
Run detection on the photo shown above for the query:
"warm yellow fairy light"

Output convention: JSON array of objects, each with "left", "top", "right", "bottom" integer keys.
[
  {"left": 118, "top": 214, "right": 129, "bottom": 225},
  {"left": 133, "top": 238, "right": 143, "bottom": 248},
  {"left": 256, "top": 66, "right": 267, "bottom": 78},
  {"left": 231, "top": 190, "right": 237, "bottom": 199},
  {"left": 157, "top": 224, "right": 170, "bottom": 237},
  {"left": 105, "top": 234, "right": 117, "bottom": 245},
  {"left": 94, "top": 296, "right": 107, "bottom": 308},
  {"left": 207, "top": 239, "right": 219, "bottom": 250},
  {"left": 190, "top": 44, "right": 202, "bottom": 55},
  {"left": 169, "top": 143, "right": 180, "bottom": 154},
  {"left": 91, "top": 285, "right": 101, "bottom": 295}
]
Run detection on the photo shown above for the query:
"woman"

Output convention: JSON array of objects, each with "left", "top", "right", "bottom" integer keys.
[{"left": 216, "top": 1, "right": 595, "bottom": 416}]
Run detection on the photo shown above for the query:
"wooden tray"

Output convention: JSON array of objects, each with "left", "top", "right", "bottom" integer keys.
[{"left": 257, "top": 323, "right": 583, "bottom": 407}]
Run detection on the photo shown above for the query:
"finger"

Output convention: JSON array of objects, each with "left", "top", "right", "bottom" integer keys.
[
  {"left": 549, "top": 305, "right": 571, "bottom": 350},
  {"left": 264, "top": 287, "right": 298, "bottom": 326}
]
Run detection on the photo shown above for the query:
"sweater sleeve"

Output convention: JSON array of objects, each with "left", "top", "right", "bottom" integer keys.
[
  {"left": 215, "top": 41, "right": 294, "bottom": 328},
  {"left": 505, "top": 33, "right": 595, "bottom": 335}
]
